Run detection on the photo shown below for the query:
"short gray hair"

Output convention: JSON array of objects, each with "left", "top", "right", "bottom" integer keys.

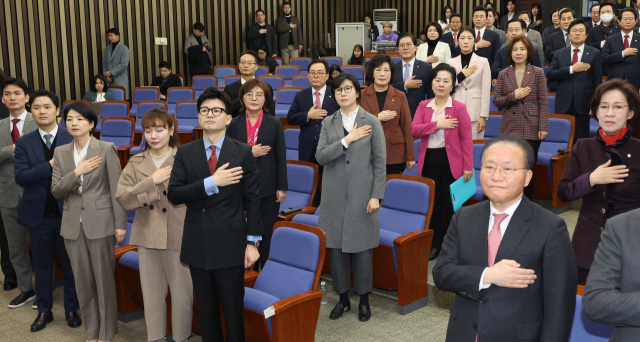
[
  {"left": 383, "top": 21, "right": 393, "bottom": 28},
  {"left": 480, "top": 134, "right": 535, "bottom": 170}
]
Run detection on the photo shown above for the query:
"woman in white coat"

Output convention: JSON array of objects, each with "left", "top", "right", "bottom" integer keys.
[
  {"left": 416, "top": 22, "right": 451, "bottom": 68},
  {"left": 446, "top": 27, "right": 491, "bottom": 139}
]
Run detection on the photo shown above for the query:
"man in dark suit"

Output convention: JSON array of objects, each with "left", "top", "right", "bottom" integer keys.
[
  {"left": 246, "top": 9, "right": 277, "bottom": 57},
  {"left": 167, "top": 88, "right": 262, "bottom": 342},
  {"left": 287, "top": 59, "right": 338, "bottom": 172},
  {"left": 602, "top": 8, "right": 640, "bottom": 91},
  {"left": 586, "top": 3, "right": 620, "bottom": 50},
  {"left": 150, "top": 61, "right": 183, "bottom": 100},
  {"left": 468, "top": 6, "right": 501, "bottom": 67},
  {"left": 548, "top": 19, "right": 603, "bottom": 142},
  {"left": 391, "top": 33, "right": 433, "bottom": 118},
  {"left": 545, "top": 9, "right": 576, "bottom": 62},
  {"left": 585, "top": 4, "right": 601, "bottom": 32},
  {"left": 491, "top": 19, "right": 543, "bottom": 83},
  {"left": 433, "top": 135, "right": 577, "bottom": 342},
  {"left": 499, "top": 0, "right": 517, "bottom": 31},
  {"left": 223, "top": 50, "right": 275, "bottom": 117},
  {"left": 13, "top": 90, "right": 81, "bottom": 332},
  {"left": 441, "top": 13, "right": 463, "bottom": 58}
]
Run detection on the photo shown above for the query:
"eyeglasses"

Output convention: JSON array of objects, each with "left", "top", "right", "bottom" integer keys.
[
  {"left": 569, "top": 29, "right": 586, "bottom": 33},
  {"left": 244, "top": 92, "right": 265, "bottom": 99},
  {"left": 398, "top": 43, "right": 414, "bottom": 48},
  {"left": 597, "top": 104, "right": 629, "bottom": 114},
  {"left": 309, "top": 71, "right": 326, "bottom": 77},
  {"left": 482, "top": 165, "right": 527, "bottom": 177},
  {"left": 198, "top": 107, "right": 227, "bottom": 117},
  {"left": 239, "top": 61, "right": 257, "bottom": 66},
  {"left": 335, "top": 85, "right": 354, "bottom": 94}
]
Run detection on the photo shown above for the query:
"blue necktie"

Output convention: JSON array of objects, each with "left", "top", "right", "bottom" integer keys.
[
  {"left": 403, "top": 63, "right": 411, "bottom": 82},
  {"left": 44, "top": 134, "right": 52, "bottom": 149}
]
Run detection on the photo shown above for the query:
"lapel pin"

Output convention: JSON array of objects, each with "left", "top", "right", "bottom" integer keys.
[
  {"left": 628, "top": 154, "right": 632, "bottom": 158},
  {"left": 392, "top": 99, "right": 395, "bottom": 101}
]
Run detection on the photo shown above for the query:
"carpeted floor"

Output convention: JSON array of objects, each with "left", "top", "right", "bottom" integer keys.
[{"left": 0, "top": 202, "right": 579, "bottom": 341}]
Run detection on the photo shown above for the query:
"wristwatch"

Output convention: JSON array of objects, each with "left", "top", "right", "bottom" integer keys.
[{"left": 247, "top": 241, "right": 260, "bottom": 247}]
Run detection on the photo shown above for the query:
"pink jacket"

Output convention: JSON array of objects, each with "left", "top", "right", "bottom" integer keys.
[{"left": 411, "top": 98, "right": 474, "bottom": 178}]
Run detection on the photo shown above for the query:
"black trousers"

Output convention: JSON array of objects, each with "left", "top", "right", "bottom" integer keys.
[
  {"left": 386, "top": 163, "right": 406, "bottom": 175},
  {"left": 568, "top": 100, "right": 591, "bottom": 142},
  {"left": 421, "top": 148, "right": 455, "bottom": 249},
  {"left": 0, "top": 214, "right": 15, "bottom": 277},
  {"left": 190, "top": 265, "right": 245, "bottom": 342},
  {"left": 29, "top": 217, "right": 79, "bottom": 314},
  {"left": 257, "top": 194, "right": 280, "bottom": 270},
  {"left": 524, "top": 139, "right": 542, "bottom": 200}
]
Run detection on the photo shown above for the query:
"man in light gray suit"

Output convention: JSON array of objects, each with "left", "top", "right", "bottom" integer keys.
[
  {"left": 102, "top": 28, "right": 130, "bottom": 99},
  {"left": 583, "top": 208, "right": 640, "bottom": 341},
  {"left": 487, "top": 9, "right": 508, "bottom": 46},
  {"left": 0, "top": 78, "right": 37, "bottom": 308}
]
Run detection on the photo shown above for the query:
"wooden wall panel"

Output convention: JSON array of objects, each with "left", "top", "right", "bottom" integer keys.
[{"left": 4, "top": 0, "right": 602, "bottom": 103}]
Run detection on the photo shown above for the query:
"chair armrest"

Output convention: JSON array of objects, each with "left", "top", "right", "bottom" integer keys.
[
  {"left": 394, "top": 229, "right": 434, "bottom": 307},
  {"left": 244, "top": 270, "right": 260, "bottom": 288},
  {"left": 551, "top": 153, "right": 571, "bottom": 209},
  {"left": 117, "top": 145, "right": 134, "bottom": 169},
  {"left": 278, "top": 206, "right": 317, "bottom": 221},
  {"left": 115, "top": 245, "right": 137, "bottom": 261},
  {"left": 272, "top": 290, "right": 322, "bottom": 315},
  {"left": 393, "top": 229, "right": 432, "bottom": 246}
]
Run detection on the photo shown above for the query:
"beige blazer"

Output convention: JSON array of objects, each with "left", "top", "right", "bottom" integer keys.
[
  {"left": 416, "top": 41, "right": 451, "bottom": 67},
  {"left": 52, "top": 137, "right": 127, "bottom": 240},
  {"left": 116, "top": 148, "right": 186, "bottom": 250},
  {"left": 447, "top": 53, "right": 491, "bottom": 122}
]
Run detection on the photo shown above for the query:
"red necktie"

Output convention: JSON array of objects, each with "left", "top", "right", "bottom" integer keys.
[
  {"left": 476, "top": 31, "right": 481, "bottom": 43},
  {"left": 314, "top": 91, "right": 321, "bottom": 109},
  {"left": 453, "top": 32, "right": 457, "bottom": 43},
  {"left": 488, "top": 213, "right": 509, "bottom": 266},
  {"left": 11, "top": 119, "right": 20, "bottom": 143},
  {"left": 208, "top": 146, "right": 217, "bottom": 174},
  {"left": 572, "top": 48, "right": 580, "bottom": 65},
  {"left": 624, "top": 35, "right": 630, "bottom": 49}
]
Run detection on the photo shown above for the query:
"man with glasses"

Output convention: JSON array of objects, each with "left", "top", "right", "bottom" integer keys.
[
  {"left": 391, "top": 33, "right": 433, "bottom": 118},
  {"left": 433, "top": 134, "right": 577, "bottom": 342},
  {"left": 223, "top": 50, "right": 275, "bottom": 117},
  {"left": 168, "top": 87, "right": 262, "bottom": 342},
  {"left": 492, "top": 19, "right": 543, "bottom": 86},
  {"left": 586, "top": 4, "right": 601, "bottom": 32},
  {"left": 441, "top": 13, "right": 463, "bottom": 57},
  {"left": 548, "top": 19, "right": 602, "bottom": 142},
  {"left": 602, "top": 8, "right": 640, "bottom": 91},
  {"left": 586, "top": 3, "right": 621, "bottom": 50},
  {"left": 287, "top": 59, "right": 339, "bottom": 174}
]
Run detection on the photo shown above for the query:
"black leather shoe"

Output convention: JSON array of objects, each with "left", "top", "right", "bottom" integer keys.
[
  {"left": 3, "top": 274, "right": 17, "bottom": 291},
  {"left": 65, "top": 311, "right": 82, "bottom": 328},
  {"left": 358, "top": 303, "right": 371, "bottom": 322},
  {"left": 429, "top": 248, "right": 441, "bottom": 260},
  {"left": 329, "top": 302, "right": 351, "bottom": 320},
  {"left": 8, "top": 290, "right": 36, "bottom": 308},
  {"left": 30, "top": 311, "right": 53, "bottom": 332}
]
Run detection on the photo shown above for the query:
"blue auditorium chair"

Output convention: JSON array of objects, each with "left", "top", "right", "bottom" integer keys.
[
  {"left": 484, "top": 113, "right": 502, "bottom": 140},
  {"left": 100, "top": 117, "right": 135, "bottom": 168},
  {"left": 321, "top": 56, "right": 343, "bottom": 67},
  {"left": 471, "top": 143, "right": 486, "bottom": 202},
  {"left": 342, "top": 65, "right": 366, "bottom": 85},
  {"left": 214, "top": 65, "right": 238, "bottom": 87},
  {"left": 224, "top": 75, "right": 242, "bottom": 87},
  {"left": 568, "top": 290, "right": 614, "bottom": 342},
  {"left": 284, "top": 128, "right": 300, "bottom": 160},
  {"left": 276, "top": 87, "right": 304, "bottom": 118},
  {"left": 276, "top": 66, "right": 300, "bottom": 87},
  {"left": 590, "top": 118, "right": 599, "bottom": 136},
  {"left": 403, "top": 139, "right": 421, "bottom": 176},
  {"left": 130, "top": 87, "right": 160, "bottom": 118},
  {"left": 548, "top": 95, "right": 556, "bottom": 113},
  {"left": 107, "top": 86, "right": 126, "bottom": 101},
  {"left": 166, "top": 87, "right": 195, "bottom": 116},
  {"left": 95, "top": 101, "right": 130, "bottom": 133},
  {"left": 174, "top": 101, "right": 199, "bottom": 136},
  {"left": 192, "top": 75, "right": 218, "bottom": 99},
  {"left": 243, "top": 222, "right": 326, "bottom": 341},
  {"left": 175, "top": 74, "right": 185, "bottom": 86},
  {"left": 259, "top": 75, "right": 285, "bottom": 100},
  {"left": 536, "top": 114, "right": 575, "bottom": 209},
  {"left": 489, "top": 94, "right": 499, "bottom": 111},
  {"left": 278, "top": 161, "right": 319, "bottom": 221},
  {"left": 391, "top": 57, "right": 402, "bottom": 65},
  {"left": 256, "top": 65, "right": 269, "bottom": 77},
  {"left": 290, "top": 57, "right": 312, "bottom": 75},
  {"left": 292, "top": 75, "right": 311, "bottom": 88}
]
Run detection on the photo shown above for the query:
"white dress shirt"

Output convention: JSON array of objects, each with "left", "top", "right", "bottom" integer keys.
[
  {"left": 621, "top": 30, "right": 634, "bottom": 58},
  {"left": 73, "top": 137, "right": 92, "bottom": 196},
  {"left": 568, "top": 44, "right": 585, "bottom": 75},
  {"left": 426, "top": 97, "right": 452, "bottom": 149},
  {"left": 95, "top": 92, "right": 106, "bottom": 102},
  {"left": 340, "top": 106, "right": 360, "bottom": 147},
  {"left": 240, "top": 76, "right": 256, "bottom": 85},
  {"left": 475, "top": 27, "right": 487, "bottom": 50},
  {"left": 39, "top": 125, "right": 59, "bottom": 145},
  {"left": 478, "top": 197, "right": 523, "bottom": 290},
  {"left": 9, "top": 111, "right": 28, "bottom": 136}
]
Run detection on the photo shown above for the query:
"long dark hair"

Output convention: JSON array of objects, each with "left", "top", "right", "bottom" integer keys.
[
  {"left": 440, "top": 6, "right": 453, "bottom": 24},
  {"left": 349, "top": 44, "right": 365, "bottom": 65}
]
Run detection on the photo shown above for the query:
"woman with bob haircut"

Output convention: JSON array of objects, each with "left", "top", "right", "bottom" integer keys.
[
  {"left": 416, "top": 22, "right": 451, "bottom": 67},
  {"left": 82, "top": 75, "right": 114, "bottom": 102}
]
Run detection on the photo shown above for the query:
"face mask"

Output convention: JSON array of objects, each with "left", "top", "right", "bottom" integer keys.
[{"left": 601, "top": 13, "right": 613, "bottom": 23}]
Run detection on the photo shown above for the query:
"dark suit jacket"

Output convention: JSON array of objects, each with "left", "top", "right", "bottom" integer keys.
[
  {"left": 586, "top": 23, "right": 621, "bottom": 50},
  {"left": 583, "top": 208, "right": 640, "bottom": 341},
  {"left": 223, "top": 79, "right": 275, "bottom": 117},
  {"left": 491, "top": 45, "right": 542, "bottom": 80},
  {"left": 227, "top": 113, "right": 288, "bottom": 197},
  {"left": 454, "top": 30, "right": 501, "bottom": 67},
  {"left": 500, "top": 13, "right": 516, "bottom": 32},
  {"left": 432, "top": 197, "right": 577, "bottom": 342},
  {"left": 545, "top": 29, "right": 569, "bottom": 62},
  {"left": 258, "top": 57, "right": 279, "bottom": 74},
  {"left": 547, "top": 45, "right": 603, "bottom": 115},
  {"left": 391, "top": 59, "right": 434, "bottom": 118},
  {"left": 0, "top": 103, "right": 8, "bottom": 120},
  {"left": 151, "top": 75, "right": 183, "bottom": 97},
  {"left": 167, "top": 137, "right": 262, "bottom": 270},
  {"left": 558, "top": 134, "right": 640, "bottom": 270},
  {"left": 286, "top": 86, "right": 339, "bottom": 162},
  {"left": 187, "top": 45, "right": 213, "bottom": 77},
  {"left": 441, "top": 31, "right": 460, "bottom": 58},
  {"left": 602, "top": 32, "right": 640, "bottom": 90},
  {"left": 14, "top": 129, "right": 73, "bottom": 227},
  {"left": 275, "top": 15, "right": 303, "bottom": 49},
  {"left": 247, "top": 23, "right": 277, "bottom": 56}
]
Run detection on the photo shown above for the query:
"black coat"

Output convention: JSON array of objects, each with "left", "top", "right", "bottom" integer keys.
[
  {"left": 602, "top": 31, "right": 640, "bottom": 90},
  {"left": 223, "top": 79, "right": 276, "bottom": 117},
  {"left": 586, "top": 23, "right": 621, "bottom": 50},
  {"left": 167, "top": 137, "right": 262, "bottom": 270},
  {"left": 227, "top": 113, "right": 288, "bottom": 197},
  {"left": 391, "top": 59, "right": 433, "bottom": 118},
  {"left": 258, "top": 57, "right": 278, "bottom": 74},
  {"left": 151, "top": 74, "right": 183, "bottom": 96},
  {"left": 187, "top": 45, "right": 213, "bottom": 77},
  {"left": 545, "top": 29, "right": 568, "bottom": 62},
  {"left": 247, "top": 23, "right": 278, "bottom": 56}
]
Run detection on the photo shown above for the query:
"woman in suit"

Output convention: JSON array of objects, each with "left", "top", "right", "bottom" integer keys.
[
  {"left": 558, "top": 79, "right": 640, "bottom": 285},
  {"left": 316, "top": 73, "right": 386, "bottom": 322},
  {"left": 494, "top": 35, "right": 548, "bottom": 200},
  {"left": 361, "top": 54, "right": 415, "bottom": 174},
  {"left": 411, "top": 63, "right": 473, "bottom": 260},
  {"left": 82, "top": 75, "right": 115, "bottom": 103},
  {"left": 227, "top": 79, "right": 288, "bottom": 269},
  {"left": 51, "top": 102, "right": 126, "bottom": 342},
  {"left": 150, "top": 61, "right": 183, "bottom": 100},
  {"left": 447, "top": 27, "right": 491, "bottom": 139},
  {"left": 416, "top": 22, "right": 451, "bottom": 67},
  {"left": 115, "top": 108, "right": 193, "bottom": 342}
]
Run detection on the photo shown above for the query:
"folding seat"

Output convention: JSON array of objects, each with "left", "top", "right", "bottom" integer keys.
[
  {"left": 256, "top": 66, "right": 269, "bottom": 77},
  {"left": 292, "top": 75, "right": 311, "bottom": 88},
  {"left": 568, "top": 286, "right": 614, "bottom": 341},
  {"left": 278, "top": 161, "right": 319, "bottom": 221},
  {"left": 290, "top": 57, "right": 312, "bottom": 75},
  {"left": 224, "top": 75, "right": 242, "bottom": 87},
  {"left": 166, "top": 87, "right": 195, "bottom": 116},
  {"left": 589, "top": 118, "right": 599, "bottom": 136},
  {"left": 174, "top": 101, "right": 199, "bottom": 142},
  {"left": 107, "top": 86, "right": 126, "bottom": 101},
  {"left": 402, "top": 139, "right": 421, "bottom": 176},
  {"left": 489, "top": 95, "right": 499, "bottom": 111},
  {"left": 214, "top": 65, "right": 238, "bottom": 87},
  {"left": 130, "top": 87, "right": 160, "bottom": 118},
  {"left": 258, "top": 75, "right": 285, "bottom": 100},
  {"left": 95, "top": 101, "right": 130, "bottom": 133},
  {"left": 483, "top": 113, "right": 502, "bottom": 140},
  {"left": 321, "top": 56, "right": 343, "bottom": 67},
  {"left": 276, "top": 66, "right": 300, "bottom": 87},
  {"left": 284, "top": 128, "right": 300, "bottom": 160},
  {"left": 342, "top": 66, "right": 366, "bottom": 85},
  {"left": 391, "top": 57, "right": 403, "bottom": 65},
  {"left": 99, "top": 117, "right": 135, "bottom": 168},
  {"left": 275, "top": 87, "right": 304, "bottom": 128},
  {"left": 548, "top": 95, "right": 556, "bottom": 112},
  {"left": 192, "top": 76, "right": 218, "bottom": 99}
]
